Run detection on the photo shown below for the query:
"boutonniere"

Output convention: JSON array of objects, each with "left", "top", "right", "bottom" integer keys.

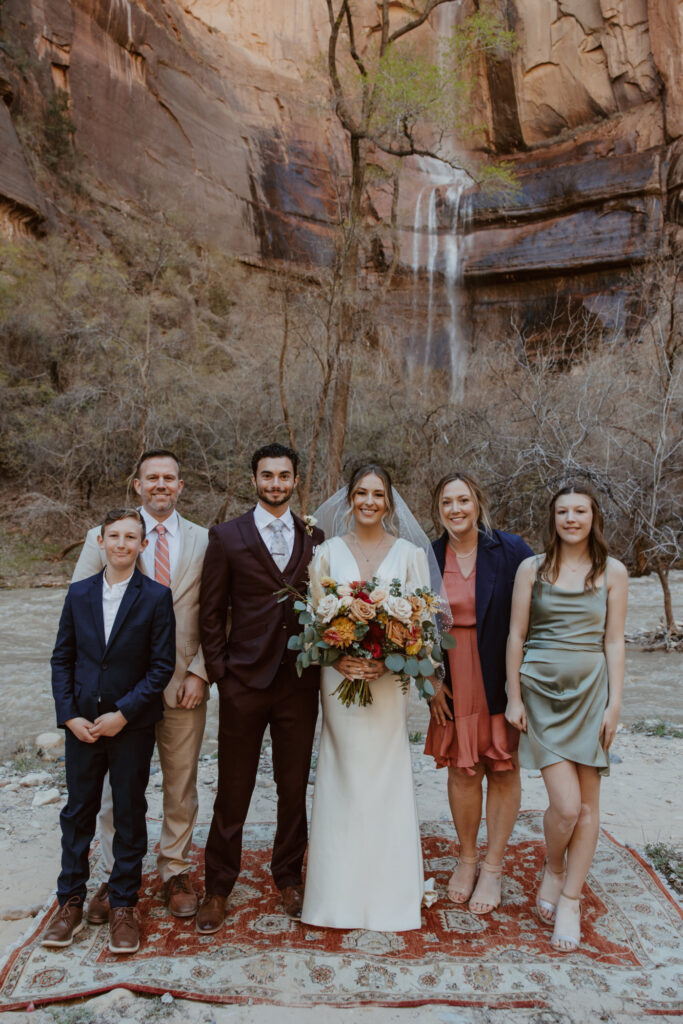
[{"left": 303, "top": 514, "right": 317, "bottom": 537}]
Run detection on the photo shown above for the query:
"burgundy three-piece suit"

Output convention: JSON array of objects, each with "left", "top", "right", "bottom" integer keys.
[{"left": 199, "top": 508, "right": 325, "bottom": 895}]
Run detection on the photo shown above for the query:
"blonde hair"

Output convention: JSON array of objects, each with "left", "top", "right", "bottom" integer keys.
[{"left": 431, "top": 472, "right": 493, "bottom": 535}]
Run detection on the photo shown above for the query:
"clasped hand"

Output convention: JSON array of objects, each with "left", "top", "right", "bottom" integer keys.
[
  {"left": 66, "top": 710, "right": 127, "bottom": 742},
  {"left": 337, "top": 655, "right": 385, "bottom": 682}
]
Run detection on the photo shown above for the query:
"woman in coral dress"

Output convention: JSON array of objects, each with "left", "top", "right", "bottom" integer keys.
[{"left": 425, "top": 473, "right": 533, "bottom": 914}]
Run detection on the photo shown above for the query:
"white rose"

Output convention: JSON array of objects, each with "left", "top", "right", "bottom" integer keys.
[
  {"left": 316, "top": 594, "right": 340, "bottom": 623},
  {"left": 385, "top": 595, "right": 413, "bottom": 626},
  {"left": 338, "top": 595, "right": 353, "bottom": 609},
  {"left": 337, "top": 584, "right": 353, "bottom": 597}
]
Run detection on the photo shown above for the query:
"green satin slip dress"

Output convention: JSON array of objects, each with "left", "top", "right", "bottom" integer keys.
[{"left": 519, "top": 563, "right": 610, "bottom": 777}]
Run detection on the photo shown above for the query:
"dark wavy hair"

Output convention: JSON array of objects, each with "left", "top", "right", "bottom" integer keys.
[
  {"left": 346, "top": 463, "right": 398, "bottom": 535},
  {"left": 251, "top": 443, "right": 299, "bottom": 477},
  {"left": 540, "top": 482, "right": 608, "bottom": 591}
]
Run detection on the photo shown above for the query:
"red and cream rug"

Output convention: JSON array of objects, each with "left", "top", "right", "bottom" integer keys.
[{"left": 0, "top": 812, "right": 681, "bottom": 1013}]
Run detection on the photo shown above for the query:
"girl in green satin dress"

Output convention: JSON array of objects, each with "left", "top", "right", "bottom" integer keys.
[{"left": 505, "top": 484, "right": 628, "bottom": 953}]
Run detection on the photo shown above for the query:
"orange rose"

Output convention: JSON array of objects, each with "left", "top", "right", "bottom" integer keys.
[
  {"left": 385, "top": 619, "right": 411, "bottom": 647},
  {"left": 349, "top": 598, "right": 377, "bottom": 623}
]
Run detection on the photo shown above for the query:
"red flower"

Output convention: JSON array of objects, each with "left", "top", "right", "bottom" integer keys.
[
  {"left": 362, "top": 638, "right": 382, "bottom": 659},
  {"left": 367, "top": 621, "right": 384, "bottom": 641}
]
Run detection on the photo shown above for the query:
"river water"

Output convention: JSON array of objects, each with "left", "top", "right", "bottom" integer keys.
[{"left": 0, "top": 574, "right": 681, "bottom": 759}]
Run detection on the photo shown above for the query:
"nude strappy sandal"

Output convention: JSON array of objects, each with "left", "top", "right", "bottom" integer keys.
[
  {"left": 550, "top": 893, "right": 581, "bottom": 952},
  {"left": 536, "top": 859, "right": 566, "bottom": 926},
  {"left": 468, "top": 861, "right": 502, "bottom": 915},
  {"left": 447, "top": 855, "right": 479, "bottom": 904}
]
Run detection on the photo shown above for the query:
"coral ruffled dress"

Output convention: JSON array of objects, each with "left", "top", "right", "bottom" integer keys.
[{"left": 424, "top": 545, "right": 518, "bottom": 774}]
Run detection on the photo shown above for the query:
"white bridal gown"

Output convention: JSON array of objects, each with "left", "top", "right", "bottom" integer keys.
[{"left": 301, "top": 536, "right": 428, "bottom": 932}]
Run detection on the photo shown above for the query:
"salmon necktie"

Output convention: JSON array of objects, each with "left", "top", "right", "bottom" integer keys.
[{"left": 154, "top": 523, "right": 171, "bottom": 587}]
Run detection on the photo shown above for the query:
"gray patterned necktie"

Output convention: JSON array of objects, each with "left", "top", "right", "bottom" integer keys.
[{"left": 269, "top": 519, "right": 289, "bottom": 570}]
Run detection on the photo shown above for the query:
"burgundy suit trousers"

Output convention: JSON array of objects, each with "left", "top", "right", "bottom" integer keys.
[{"left": 204, "top": 670, "right": 319, "bottom": 895}]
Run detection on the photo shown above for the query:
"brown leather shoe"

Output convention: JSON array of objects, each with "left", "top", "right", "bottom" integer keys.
[
  {"left": 195, "top": 894, "right": 226, "bottom": 934},
  {"left": 280, "top": 884, "right": 304, "bottom": 920},
  {"left": 87, "top": 883, "right": 110, "bottom": 925},
  {"left": 41, "top": 897, "right": 84, "bottom": 947},
  {"left": 108, "top": 906, "right": 140, "bottom": 954},
  {"left": 164, "top": 873, "right": 198, "bottom": 918}
]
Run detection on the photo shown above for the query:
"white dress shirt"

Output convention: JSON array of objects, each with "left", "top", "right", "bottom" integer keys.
[
  {"left": 140, "top": 508, "right": 181, "bottom": 582},
  {"left": 253, "top": 503, "right": 295, "bottom": 565},
  {"left": 102, "top": 570, "right": 134, "bottom": 644}
]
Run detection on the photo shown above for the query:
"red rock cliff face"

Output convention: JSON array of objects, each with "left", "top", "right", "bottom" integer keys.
[{"left": 0, "top": 0, "right": 681, "bottom": 349}]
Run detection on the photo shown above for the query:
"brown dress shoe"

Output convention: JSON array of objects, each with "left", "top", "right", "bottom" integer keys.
[
  {"left": 108, "top": 906, "right": 140, "bottom": 954},
  {"left": 41, "top": 897, "right": 84, "bottom": 947},
  {"left": 164, "top": 873, "right": 198, "bottom": 918},
  {"left": 195, "top": 894, "right": 226, "bottom": 934},
  {"left": 87, "top": 883, "right": 110, "bottom": 925},
  {"left": 280, "top": 885, "right": 304, "bottom": 920}
]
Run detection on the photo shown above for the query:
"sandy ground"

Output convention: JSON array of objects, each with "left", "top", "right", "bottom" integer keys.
[{"left": 0, "top": 726, "right": 681, "bottom": 1024}]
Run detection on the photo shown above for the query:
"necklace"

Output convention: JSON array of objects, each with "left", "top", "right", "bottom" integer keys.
[
  {"left": 350, "top": 533, "right": 389, "bottom": 567},
  {"left": 449, "top": 540, "right": 478, "bottom": 558}
]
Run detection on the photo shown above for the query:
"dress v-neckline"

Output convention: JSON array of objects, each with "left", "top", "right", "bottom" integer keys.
[
  {"left": 337, "top": 536, "right": 398, "bottom": 580},
  {"left": 447, "top": 545, "right": 476, "bottom": 581}
]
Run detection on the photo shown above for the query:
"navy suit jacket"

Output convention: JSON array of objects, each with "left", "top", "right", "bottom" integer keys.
[
  {"left": 50, "top": 567, "right": 176, "bottom": 731},
  {"left": 433, "top": 528, "right": 534, "bottom": 715}
]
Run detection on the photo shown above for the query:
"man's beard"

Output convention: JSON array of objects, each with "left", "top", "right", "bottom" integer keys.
[{"left": 256, "top": 484, "right": 293, "bottom": 509}]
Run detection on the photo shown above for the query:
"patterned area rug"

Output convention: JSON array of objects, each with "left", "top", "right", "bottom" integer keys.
[{"left": 0, "top": 812, "right": 681, "bottom": 1013}]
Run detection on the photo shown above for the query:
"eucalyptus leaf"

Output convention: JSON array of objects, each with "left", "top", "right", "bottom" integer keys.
[
  {"left": 418, "top": 658, "right": 434, "bottom": 676},
  {"left": 287, "top": 635, "right": 303, "bottom": 651},
  {"left": 293, "top": 601, "right": 307, "bottom": 612},
  {"left": 423, "top": 678, "right": 435, "bottom": 696},
  {"left": 384, "top": 652, "right": 406, "bottom": 672},
  {"left": 299, "top": 611, "right": 314, "bottom": 625},
  {"left": 430, "top": 645, "right": 444, "bottom": 663},
  {"left": 404, "top": 657, "right": 420, "bottom": 677},
  {"left": 441, "top": 633, "right": 457, "bottom": 650}
]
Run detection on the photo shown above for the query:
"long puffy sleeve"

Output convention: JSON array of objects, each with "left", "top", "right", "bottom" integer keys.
[
  {"left": 308, "top": 541, "right": 332, "bottom": 607},
  {"left": 404, "top": 543, "right": 430, "bottom": 592}
]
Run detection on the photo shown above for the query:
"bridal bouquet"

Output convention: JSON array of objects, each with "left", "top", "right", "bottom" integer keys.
[{"left": 282, "top": 576, "right": 455, "bottom": 708}]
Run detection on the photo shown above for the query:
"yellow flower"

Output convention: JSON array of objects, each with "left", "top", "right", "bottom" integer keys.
[
  {"left": 320, "top": 576, "right": 336, "bottom": 589},
  {"left": 405, "top": 640, "right": 423, "bottom": 656},
  {"left": 322, "top": 616, "right": 356, "bottom": 648}
]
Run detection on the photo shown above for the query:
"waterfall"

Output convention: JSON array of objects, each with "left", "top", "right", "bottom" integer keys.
[
  {"left": 408, "top": 0, "right": 469, "bottom": 400},
  {"left": 409, "top": 160, "right": 470, "bottom": 399}
]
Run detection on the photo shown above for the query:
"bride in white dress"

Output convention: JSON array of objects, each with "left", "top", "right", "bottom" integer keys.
[{"left": 301, "top": 464, "right": 441, "bottom": 932}]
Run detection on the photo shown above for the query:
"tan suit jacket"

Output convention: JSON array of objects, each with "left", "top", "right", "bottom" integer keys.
[{"left": 72, "top": 514, "right": 209, "bottom": 704}]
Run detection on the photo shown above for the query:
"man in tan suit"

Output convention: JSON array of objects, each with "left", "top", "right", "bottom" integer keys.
[{"left": 72, "top": 449, "right": 209, "bottom": 918}]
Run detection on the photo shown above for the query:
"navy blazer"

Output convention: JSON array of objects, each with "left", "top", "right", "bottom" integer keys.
[
  {"left": 433, "top": 528, "right": 534, "bottom": 715},
  {"left": 50, "top": 567, "right": 176, "bottom": 730}
]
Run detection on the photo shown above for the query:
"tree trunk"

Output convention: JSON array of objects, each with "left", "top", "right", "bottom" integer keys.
[
  {"left": 654, "top": 560, "right": 676, "bottom": 634},
  {"left": 325, "top": 135, "right": 364, "bottom": 493}
]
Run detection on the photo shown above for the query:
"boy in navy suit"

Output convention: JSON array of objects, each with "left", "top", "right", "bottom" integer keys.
[{"left": 41, "top": 508, "right": 175, "bottom": 954}]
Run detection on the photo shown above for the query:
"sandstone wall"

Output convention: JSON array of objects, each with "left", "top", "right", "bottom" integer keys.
[{"left": 0, "top": 0, "right": 680, "bottom": 350}]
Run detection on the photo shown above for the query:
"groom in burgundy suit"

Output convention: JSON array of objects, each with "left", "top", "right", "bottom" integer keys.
[{"left": 197, "top": 443, "right": 324, "bottom": 932}]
